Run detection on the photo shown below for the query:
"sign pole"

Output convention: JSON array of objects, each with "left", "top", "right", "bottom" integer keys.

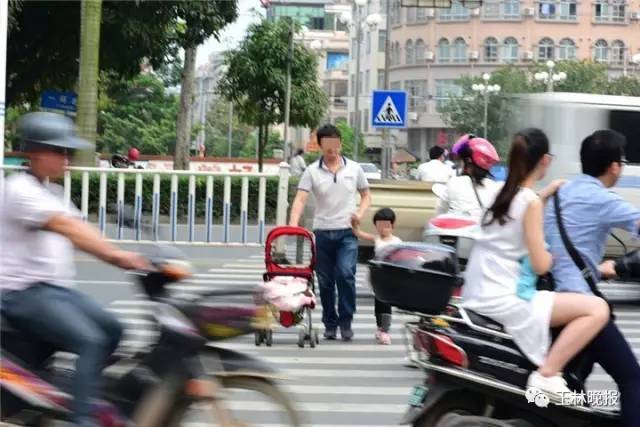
[{"left": 382, "top": 0, "right": 392, "bottom": 179}]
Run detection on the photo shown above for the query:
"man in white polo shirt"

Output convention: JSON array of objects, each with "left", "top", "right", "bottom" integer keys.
[
  {"left": 289, "top": 124, "right": 371, "bottom": 340},
  {"left": 1, "top": 112, "right": 147, "bottom": 427}
]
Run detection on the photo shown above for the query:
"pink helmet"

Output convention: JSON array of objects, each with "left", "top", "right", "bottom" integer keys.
[
  {"left": 451, "top": 134, "right": 499, "bottom": 171},
  {"left": 128, "top": 147, "right": 140, "bottom": 161}
]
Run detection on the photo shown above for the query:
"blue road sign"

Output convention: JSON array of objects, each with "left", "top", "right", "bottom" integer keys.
[
  {"left": 371, "top": 90, "right": 408, "bottom": 129},
  {"left": 41, "top": 90, "right": 77, "bottom": 112}
]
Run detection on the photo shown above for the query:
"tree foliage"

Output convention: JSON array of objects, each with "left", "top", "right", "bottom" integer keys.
[
  {"left": 97, "top": 73, "right": 179, "bottom": 155},
  {"left": 335, "top": 120, "right": 366, "bottom": 159},
  {"left": 203, "top": 101, "right": 259, "bottom": 157},
  {"left": 217, "top": 18, "right": 329, "bottom": 171}
]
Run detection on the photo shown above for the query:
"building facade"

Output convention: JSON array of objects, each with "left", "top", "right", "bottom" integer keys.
[{"left": 350, "top": 0, "right": 640, "bottom": 160}]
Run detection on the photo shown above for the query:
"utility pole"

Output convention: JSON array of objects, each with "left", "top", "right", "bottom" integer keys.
[
  {"left": 227, "top": 102, "right": 233, "bottom": 157},
  {"left": 381, "top": 0, "right": 391, "bottom": 179},
  {"left": 353, "top": 4, "right": 363, "bottom": 161},
  {"left": 283, "top": 18, "right": 294, "bottom": 161},
  {"left": 0, "top": 0, "right": 7, "bottom": 182}
]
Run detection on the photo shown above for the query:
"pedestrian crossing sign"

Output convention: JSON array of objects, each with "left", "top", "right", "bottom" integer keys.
[{"left": 371, "top": 90, "right": 408, "bottom": 129}]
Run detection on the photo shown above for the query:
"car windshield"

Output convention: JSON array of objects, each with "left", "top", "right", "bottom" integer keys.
[{"left": 360, "top": 164, "right": 378, "bottom": 173}]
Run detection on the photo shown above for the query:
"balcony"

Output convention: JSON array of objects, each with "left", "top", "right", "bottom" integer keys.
[{"left": 324, "top": 68, "right": 348, "bottom": 81}]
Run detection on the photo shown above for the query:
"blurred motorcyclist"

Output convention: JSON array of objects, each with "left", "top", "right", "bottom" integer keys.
[
  {"left": 433, "top": 134, "right": 502, "bottom": 219},
  {"left": 0, "top": 112, "right": 148, "bottom": 427}
]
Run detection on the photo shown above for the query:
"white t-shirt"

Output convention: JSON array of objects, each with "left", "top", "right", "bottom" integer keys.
[
  {"left": 0, "top": 173, "right": 79, "bottom": 291},
  {"left": 298, "top": 157, "right": 369, "bottom": 230},
  {"left": 416, "top": 160, "right": 453, "bottom": 183},
  {"left": 374, "top": 235, "right": 402, "bottom": 254},
  {"left": 434, "top": 176, "right": 503, "bottom": 219},
  {"left": 290, "top": 155, "right": 306, "bottom": 177}
]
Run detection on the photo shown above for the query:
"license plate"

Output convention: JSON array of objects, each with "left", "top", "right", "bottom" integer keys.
[{"left": 408, "top": 385, "right": 429, "bottom": 407}]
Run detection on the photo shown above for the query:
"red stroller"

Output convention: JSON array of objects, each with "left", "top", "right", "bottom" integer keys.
[{"left": 255, "top": 226, "right": 319, "bottom": 348}]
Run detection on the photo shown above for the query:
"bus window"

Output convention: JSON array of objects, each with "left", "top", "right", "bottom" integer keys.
[{"left": 610, "top": 110, "right": 640, "bottom": 164}]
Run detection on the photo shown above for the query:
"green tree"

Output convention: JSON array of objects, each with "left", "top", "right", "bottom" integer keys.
[
  {"left": 606, "top": 75, "right": 640, "bottom": 97},
  {"left": 335, "top": 120, "right": 365, "bottom": 159},
  {"left": 203, "top": 101, "right": 257, "bottom": 157},
  {"left": 97, "top": 73, "right": 179, "bottom": 155},
  {"left": 75, "top": 0, "right": 103, "bottom": 165},
  {"left": 217, "top": 19, "right": 329, "bottom": 172},
  {"left": 239, "top": 129, "right": 282, "bottom": 159}
]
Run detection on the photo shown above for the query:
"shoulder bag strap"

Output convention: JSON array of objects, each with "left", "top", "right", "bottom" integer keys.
[{"left": 553, "top": 192, "right": 613, "bottom": 314}]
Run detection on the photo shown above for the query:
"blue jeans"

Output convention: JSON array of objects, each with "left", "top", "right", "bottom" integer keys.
[
  {"left": 314, "top": 229, "right": 358, "bottom": 330},
  {"left": 2, "top": 284, "right": 123, "bottom": 425},
  {"left": 566, "top": 320, "right": 640, "bottom": 427}
]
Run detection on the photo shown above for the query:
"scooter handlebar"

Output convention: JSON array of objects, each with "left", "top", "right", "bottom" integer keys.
[{"left": 615, "top": 250, "right": 640, "bottom": 281}]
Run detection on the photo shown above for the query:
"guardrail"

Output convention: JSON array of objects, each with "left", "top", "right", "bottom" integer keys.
[{"left": 1, "top": 163, "right": 291, "bottom": 246}]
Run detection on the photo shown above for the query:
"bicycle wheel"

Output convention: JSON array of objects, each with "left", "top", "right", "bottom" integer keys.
[{"left": 165, "top": 376, "right": 302, "bottom": 427}]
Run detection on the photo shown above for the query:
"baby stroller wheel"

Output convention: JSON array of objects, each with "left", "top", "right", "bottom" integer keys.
[
  {"left": 255, "top": 331, "right": 263, "bottom": 346},
  {"left": 314, "top": 329, "right": 319, "bottom": 344},
  {"left": 309, "top": 331, "right": 316, "bottom": 348},
  {"left": 297, "top": 328, "right": 306, "bottom": 348},
  {"left": 266, "top": 329, "right": 273, "bottom": 347}
]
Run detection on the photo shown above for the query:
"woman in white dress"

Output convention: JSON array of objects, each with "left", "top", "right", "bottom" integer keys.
[{"left": 462, "top": 128, "right": 610, "bottom": 400}]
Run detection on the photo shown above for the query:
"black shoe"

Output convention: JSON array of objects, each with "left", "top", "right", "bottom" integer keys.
[
  {"left": 340, "top": 324, "right": 354, "bottom": 341},
  {"left": 324, "top": 328, "right": 337, "bottom": 340}
]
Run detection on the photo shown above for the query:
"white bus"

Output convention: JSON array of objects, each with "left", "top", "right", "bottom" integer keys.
[{"left": 510, "top": 92, "right": 639, "bottom": 254}]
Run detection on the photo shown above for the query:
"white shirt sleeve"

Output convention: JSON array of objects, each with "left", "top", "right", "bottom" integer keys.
[
  {"left": 7, "top": 180, "right": 68, "bottom": 229},
  {"left": 297, "top": 168, "right": 313, "bottom": 192},
  {"left": 356, "top": 165, "right": 369, "bottom": 191}
]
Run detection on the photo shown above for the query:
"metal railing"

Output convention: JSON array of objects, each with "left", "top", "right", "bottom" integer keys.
[{"left": 1, "top": 163, "right": 291, "bottom": 246}]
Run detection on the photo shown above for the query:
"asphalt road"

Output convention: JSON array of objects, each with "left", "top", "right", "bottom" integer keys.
[{"left": 61, "top": 245, "right": 640, "bottom": 425}]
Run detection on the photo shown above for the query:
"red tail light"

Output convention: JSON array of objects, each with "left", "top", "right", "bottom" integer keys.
[
  {"left": 413, "top": 329, "right": 468, "bottom": 368},
  {"left": 452, "top": 287, "right": 461, "bottom": 297}
]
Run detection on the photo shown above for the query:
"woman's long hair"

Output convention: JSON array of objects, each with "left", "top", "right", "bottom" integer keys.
[
  {"left": 458, "top": 144, "right": 489, "bottom": 185},
  {"left": 483, "top": 128, "right": 550, "bottom": 226}
]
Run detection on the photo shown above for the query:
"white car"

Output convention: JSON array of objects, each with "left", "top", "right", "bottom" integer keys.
[{"left": 359, "top": 163, "right": 382, "bottom": 180}]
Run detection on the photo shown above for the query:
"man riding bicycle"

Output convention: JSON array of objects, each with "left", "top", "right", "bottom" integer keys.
[
  {"left": 1, "top": 112, "right": 148, "bottom": 426},
  {"left": 544, "top": 129, "right": 640, "bottom": 427}
]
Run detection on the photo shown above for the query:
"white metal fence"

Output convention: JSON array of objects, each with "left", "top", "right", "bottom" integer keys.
[{"left": 1, "top": 163, "right": 291, "bottom": 246}]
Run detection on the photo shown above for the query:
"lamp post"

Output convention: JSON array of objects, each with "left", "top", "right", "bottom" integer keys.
[
  {"left": 472, "top": 73, "right": 501, "bottom": 139},
  {"left": 534, "top": 60, "right": 567, "bottom": 92}
]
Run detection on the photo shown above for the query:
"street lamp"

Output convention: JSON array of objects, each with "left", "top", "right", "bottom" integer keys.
[
  {"left": 534, "top": 60, "right": 567, "bottom": 92},
  {"left": 472, "top": 73, "right": 501, "bottom": 139}
]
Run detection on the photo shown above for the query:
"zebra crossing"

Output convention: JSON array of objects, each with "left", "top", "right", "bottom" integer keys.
[{"left": 81, "top": 253, "right": 640, "bottom": 425}]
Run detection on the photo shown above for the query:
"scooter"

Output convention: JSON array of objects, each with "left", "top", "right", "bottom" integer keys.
[
  {"left": 370, "top": 243, "right": 640, "bottom": 427},
  {"left": 1, "top": 228, "right": 301, "bottom": 426}
]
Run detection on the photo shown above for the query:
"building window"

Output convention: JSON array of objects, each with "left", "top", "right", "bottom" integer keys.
[
  {"left": 390, "top": 81, "right": 402, "bottom": 90},
  {"left": 406, "top": 7, "right": 417, "bottom": 23},
  {"left": 483, "top": 0, "right": 521, "bottom": 19},
  {"left": 406, "top": 39, "right": 415, "bottom": 64},
  {"left": 594, "top": 39, "right": 609, "bottom": 63},
  {"left": 351, "top": 39, "right": 357, "bottom": 58},
  {"left": 439, "top": 1, "right": 471, "bottom": 21},
  {"left": 438, "top": 38, "right": 450, "bottom": 63},
  {"left": 416, "top": 7, "right": 429, "bottom": 21},
  {"left": 365, "top": 70, "right": 371, "bottom": 92},
  {"left": 485, "top": 37, "right": 499, "bottom": 62},
  {"left": 394, "top": 41, "right": 401, "bottom": 65},
  {"left": 452, "top": 37, "right": 468, "bottom": 63},
  {"left": 611, "top": 40, "right": 625, "bottom": 65},
  {"left": 366, "top": 32, "right": 371, "bottom": 54},
  {"left": 391, "top": 0, "right": 402, "bottom": 25},
  {"left": 349, "top": 112, "right": 355, "bottom": 127},
  {"left": 377, "top": 69, "right": 385, "bottom": 88},
  {"left": 538, "top": 0, "right": 577, "bottom": 20},
  {"left": 378, "top": 30, "right": 387, "bottom": 53},
  {"left": 558, "top": 38, "right": 577, "bottom": 60},
  {"left": 435, "top": 79, "right": 462, "bottom": 109},
  {"left": 501, "top": 37, "right": 519, "bottom": 63},
  {"left": 537, "top": 37, "right": 555, "bottom": 61},
  {"left": 415, "top": 39, "right": 426, "bottom": 64},
  {"left": 594, "top": 0, "right": 626, "bottom": 23},
  {"left": 405, "top": 80, "right": 428, "bottom": 111},
  {"left": 359, "top": 71, "right": 363, "bottom": 93},
  {"left": 350, "top": 74, "right": 355, "bottom": 96}
]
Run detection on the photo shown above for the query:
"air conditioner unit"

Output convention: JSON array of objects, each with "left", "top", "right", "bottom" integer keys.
[
  {"left": 469, "top": 51, "right": 480, "bottom": 60},
  {"left": 630, "top": 11, "right": 640, "bottom": 20},
  {"left": 522, "top": 51, "right": 534, "bottom": 61},
  {"left": 472, "top": 8, "right": 481, "bottom": 16},
  {"left": 425, "top": 51, "right": 435, "bottom": 61},
  {"left": 409, "top": 112, "right": 419, "bottom": 121},
  {"left": 426, "top": 8, "right": 435, "bottom": 18},
  {"left": 524, "top": 7, "right": 535, "bottom": 16}
]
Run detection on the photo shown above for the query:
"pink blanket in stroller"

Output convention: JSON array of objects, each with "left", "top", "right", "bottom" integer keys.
[{"left": 260, "top": 276, "right": 316, "bottom": 312}]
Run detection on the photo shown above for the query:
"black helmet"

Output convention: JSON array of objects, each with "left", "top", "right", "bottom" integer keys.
[{"left": 18, "top": 112, "right": 92, "bottom": 152}]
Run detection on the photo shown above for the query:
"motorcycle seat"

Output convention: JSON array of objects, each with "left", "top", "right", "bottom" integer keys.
[{"left": 465, "top": 309, "right": 505, "bottom": 333}]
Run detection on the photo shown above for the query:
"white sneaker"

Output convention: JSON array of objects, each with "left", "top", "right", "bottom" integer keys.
[{"left": 527, "top": 371, "right": 574, "bottom": 404}]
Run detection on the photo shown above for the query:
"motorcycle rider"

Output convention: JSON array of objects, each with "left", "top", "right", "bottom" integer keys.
[
  {"left": 0, "top": 112, "right": 148, "bottom": 426},
  {"left": 433, "top": 134, "right": 502, "bottom": 219},
  {"left": 544, "top": 129, "right": 640, "bottom": 427}
]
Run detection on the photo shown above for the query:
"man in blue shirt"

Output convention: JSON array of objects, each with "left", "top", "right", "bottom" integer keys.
[{"left": 545, "top": 130, "right": 640, "bottom": 426}]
